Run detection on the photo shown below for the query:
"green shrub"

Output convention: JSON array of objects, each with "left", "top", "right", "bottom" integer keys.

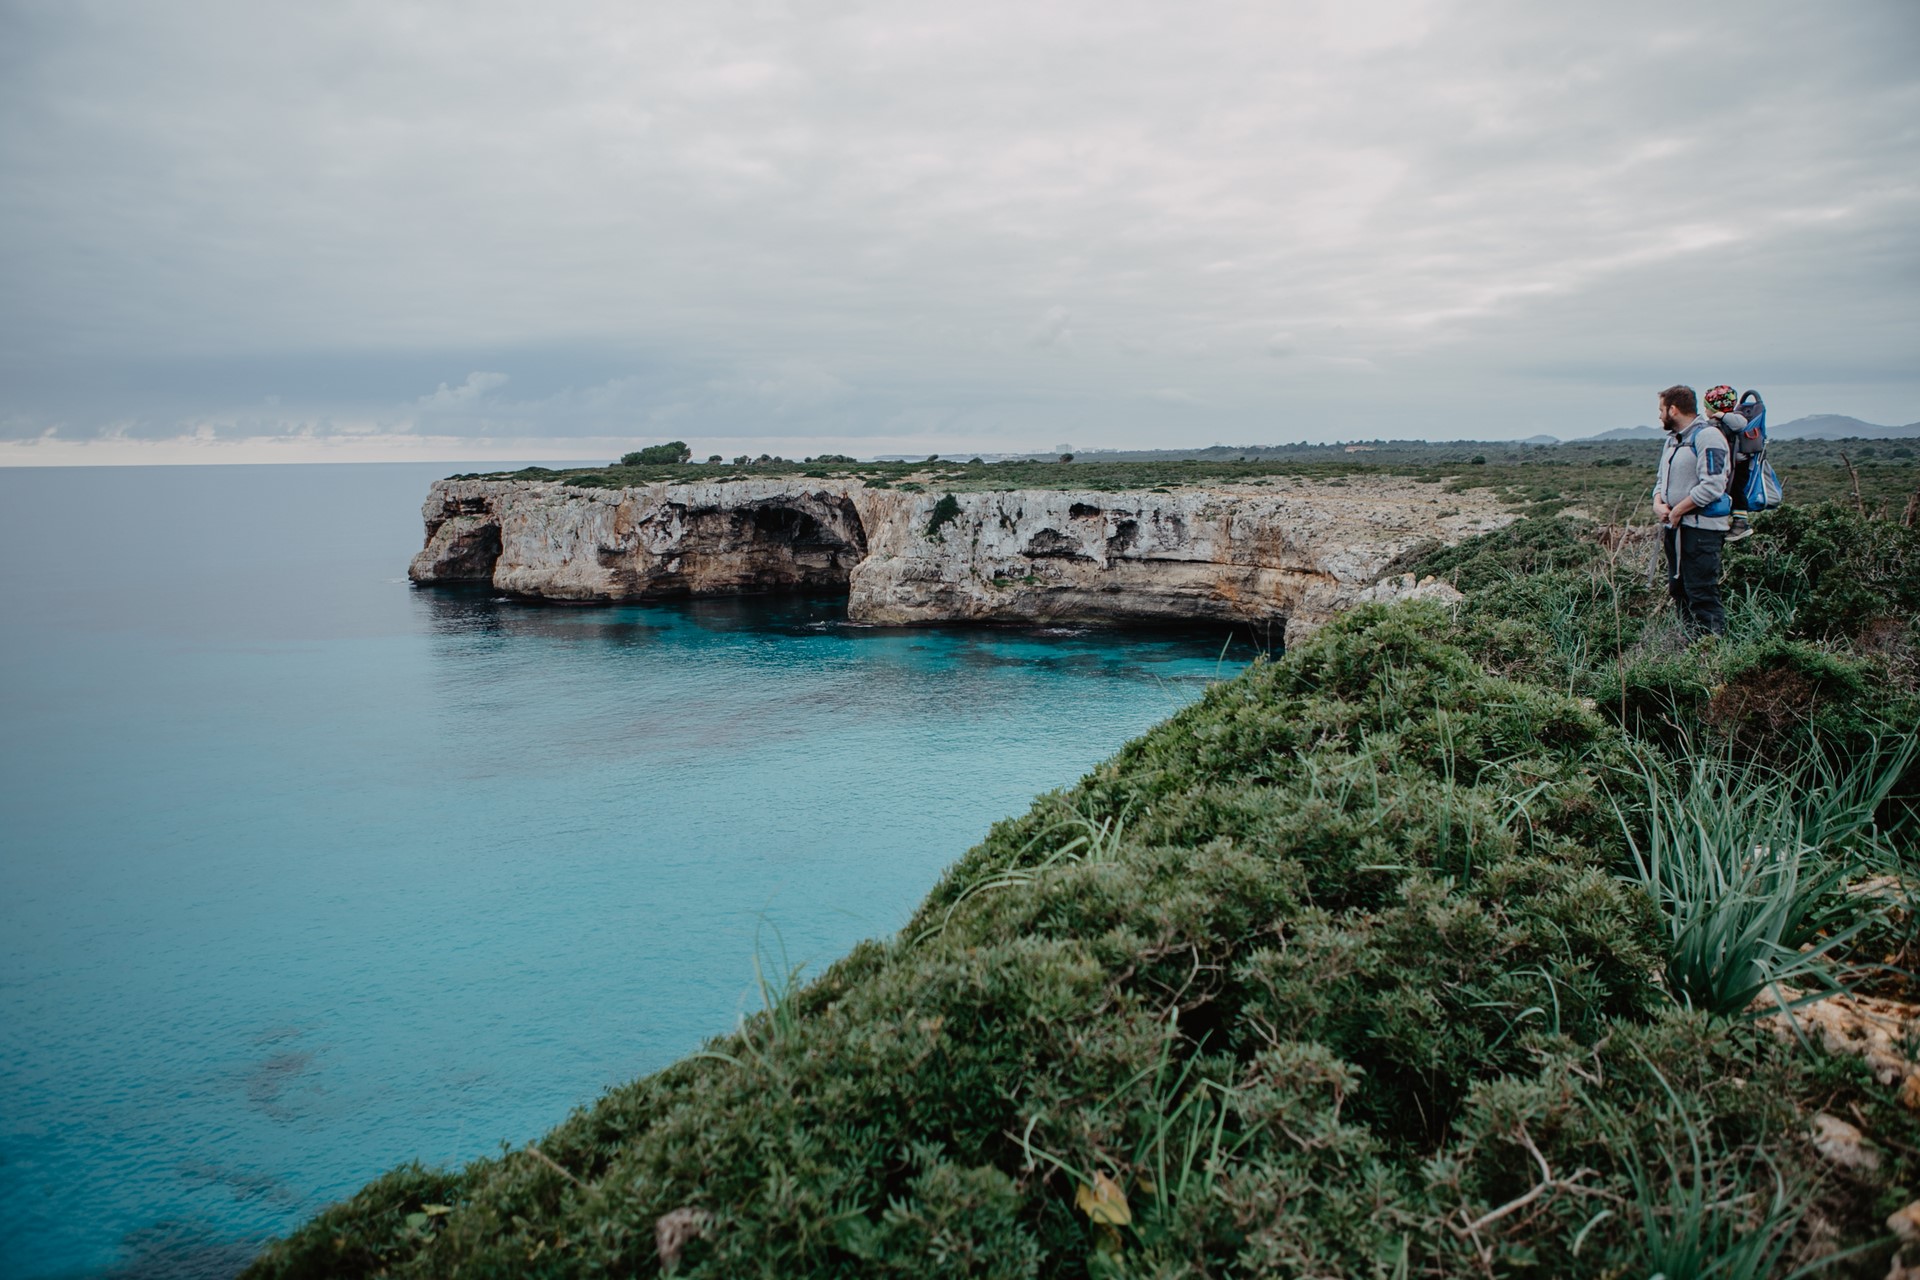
[
  {"left": 621, "top": 441, "right": 693, "bottom": 465},
  {"left": 1725, "top": 502, "right": 1920, "bottom": 641},
  {"left": 250, "top": 1163, "right": 468, "bottom": 1280}
]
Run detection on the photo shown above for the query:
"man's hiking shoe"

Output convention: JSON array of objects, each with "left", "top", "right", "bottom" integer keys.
[{"left": 1728, "top": 516, "right": 1753, "bottom": 542}]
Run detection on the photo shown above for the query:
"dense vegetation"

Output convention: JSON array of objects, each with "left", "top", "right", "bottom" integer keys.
[
  {"left": 620, "top": 442, "right": 694, "bottom": 466},
  {"left": 455, "top": 437, "right": 1920, "bottom": 524},
  {"left": 248, "top": 501, "right": 1920, "bottom": 1279}
]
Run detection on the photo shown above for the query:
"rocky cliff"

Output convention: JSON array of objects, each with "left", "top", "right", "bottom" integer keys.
[{"left": 410, "top": 475, "right": 1510, "bottom": 644}]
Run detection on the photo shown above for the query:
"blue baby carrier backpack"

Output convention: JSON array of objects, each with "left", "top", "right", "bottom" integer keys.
[{"left": 1727, "top": 389, "right": 1784, "bottom": 513}]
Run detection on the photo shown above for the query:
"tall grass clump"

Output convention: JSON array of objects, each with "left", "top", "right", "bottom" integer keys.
[
  {"left": 1610, "top": 733, "right": 1908, "bottom": 1016},
  {"left": 692, "top": 926, "right": 811, "bottom": 1072}
]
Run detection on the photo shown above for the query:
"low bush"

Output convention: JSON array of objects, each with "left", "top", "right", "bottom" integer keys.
[
  {"left": 1725, "top": 502, "right": 1920, "bottom": 642},
  {"left": 1414, "top": 515, "right": 1601, "bottom": 592}
]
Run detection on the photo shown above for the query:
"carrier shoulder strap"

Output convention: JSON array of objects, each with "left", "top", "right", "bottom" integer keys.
[{"left": 1683, "top": 420, "right": 1724, "bottom": 451}]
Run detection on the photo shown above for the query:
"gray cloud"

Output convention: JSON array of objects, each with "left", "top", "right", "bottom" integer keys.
[{"left": 2, "top": 0, "right": 1916, "bottom": 460}]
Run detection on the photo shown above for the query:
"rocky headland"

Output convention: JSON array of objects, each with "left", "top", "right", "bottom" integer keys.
[{"left": 409, "top": 473, "right": 1513, "bottom": 644}]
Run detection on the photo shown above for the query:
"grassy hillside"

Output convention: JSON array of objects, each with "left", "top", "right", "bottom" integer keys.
[{"left": 249, "top": 503, "right": 1920, "bottom": 1279}]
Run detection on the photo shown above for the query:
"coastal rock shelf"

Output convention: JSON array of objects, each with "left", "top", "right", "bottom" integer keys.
[{"left": 410, "top": 475, "right": 1509, "bottom": 644}]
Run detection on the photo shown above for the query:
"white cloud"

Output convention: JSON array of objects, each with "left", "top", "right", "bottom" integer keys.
[
  {"left": 418, "top": 371, "right": 510, "bottom": 409},
  {"left": 1030, "top": 307, "right": 1074, "bottom": 349},
  {"left": 708, "top": 359, "right": 850, "bottom": 412}
]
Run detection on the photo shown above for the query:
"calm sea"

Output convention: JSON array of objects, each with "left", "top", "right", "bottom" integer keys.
[{"left": 0, "top": 463, "right": 1246, "bottom": 1279}]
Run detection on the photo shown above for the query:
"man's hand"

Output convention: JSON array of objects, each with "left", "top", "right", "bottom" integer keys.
[
  {"left": 1667, "top": 496, "right": 1696, "bottom": 528},
  {"left": 1654, "top": 497, "right": 1671, "bottom": 523}
]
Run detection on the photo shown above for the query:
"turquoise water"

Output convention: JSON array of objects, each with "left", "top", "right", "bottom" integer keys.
[{"left": 0, "top": 464, "right": 1247, "bottom": 1279}]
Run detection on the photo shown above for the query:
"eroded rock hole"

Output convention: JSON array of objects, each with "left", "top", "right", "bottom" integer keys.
[
  {"left": 433, "top": 518, "right": 502, "bottom": 580},
  {"left": 617, "top": 497, "right": 870, "bottom": 598},
  {"left": 1023, "top": 528, "right": 1092, "bottom": 560},
  {"left": 751, "top": 505, "right": 825, "bottom": 545},
  {"left": 736, "top": 500, "right": 868, "bottom": 592}
]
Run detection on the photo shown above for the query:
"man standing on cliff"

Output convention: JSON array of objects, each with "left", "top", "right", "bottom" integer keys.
[{"left": 1652, "top": 384, "right": 1732, "bottom": 637}]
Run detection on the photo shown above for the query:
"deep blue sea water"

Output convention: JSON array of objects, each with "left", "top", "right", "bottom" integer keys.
[{"left": 0, "top": 464, "right": 1247, "bottom": 1279}]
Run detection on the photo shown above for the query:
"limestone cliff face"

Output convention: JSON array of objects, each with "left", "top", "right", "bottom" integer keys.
[
  {"left": 413, "top": 478, "right": 869, "bottom": 600},
  {"left": 411, "top": 475, "right": 1508, "bottom": 643}
]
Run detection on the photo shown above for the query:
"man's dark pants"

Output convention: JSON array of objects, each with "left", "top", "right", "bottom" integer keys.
[{"left": 1663, "top": 524, "right": 1726, "bottom": 636}]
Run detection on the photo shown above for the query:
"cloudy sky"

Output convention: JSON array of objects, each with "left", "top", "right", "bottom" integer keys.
[{"left": 2, "top": 0, "right": 1915, "bottom": 463}]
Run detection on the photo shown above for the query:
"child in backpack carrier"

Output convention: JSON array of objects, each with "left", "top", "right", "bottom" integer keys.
[{"left": 1704, "top": 385, "right": 1755, "bottom": 541}]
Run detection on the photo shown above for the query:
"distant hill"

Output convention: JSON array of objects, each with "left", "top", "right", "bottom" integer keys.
[
  {"left": 1581, "top": 416, "right": 1920, "bottom": 442},
  {"left": 1585, "top": 425, "right": 1665, "bottom": 442},
  {"left": 1770, "top": 415, "right": 1920, "bottom": 440}
]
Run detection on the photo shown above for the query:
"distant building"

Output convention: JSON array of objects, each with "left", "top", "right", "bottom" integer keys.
[{"left": 1344, "top": 444, "right": 1377, "bottom": 453}]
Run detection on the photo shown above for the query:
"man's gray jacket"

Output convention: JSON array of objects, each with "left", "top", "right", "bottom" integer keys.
[{"left": 1655, "top": 417, "right": 1733, "bottom": 531}]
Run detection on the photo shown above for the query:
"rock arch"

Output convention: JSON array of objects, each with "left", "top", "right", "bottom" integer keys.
[{"left": 613, "top": 493, "right": 869, "bottom": 597}]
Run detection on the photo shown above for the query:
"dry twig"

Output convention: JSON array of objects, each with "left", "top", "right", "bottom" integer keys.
[
  {"left": 1450, "top": 1126, "right": 1604, "bottom": 1268},
  {"left": 1840, "top": 451, "right": 1865, "bottom": 517},
  {"left": 523, "top": 1142, "right": 590, "bottom": 1189}
]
